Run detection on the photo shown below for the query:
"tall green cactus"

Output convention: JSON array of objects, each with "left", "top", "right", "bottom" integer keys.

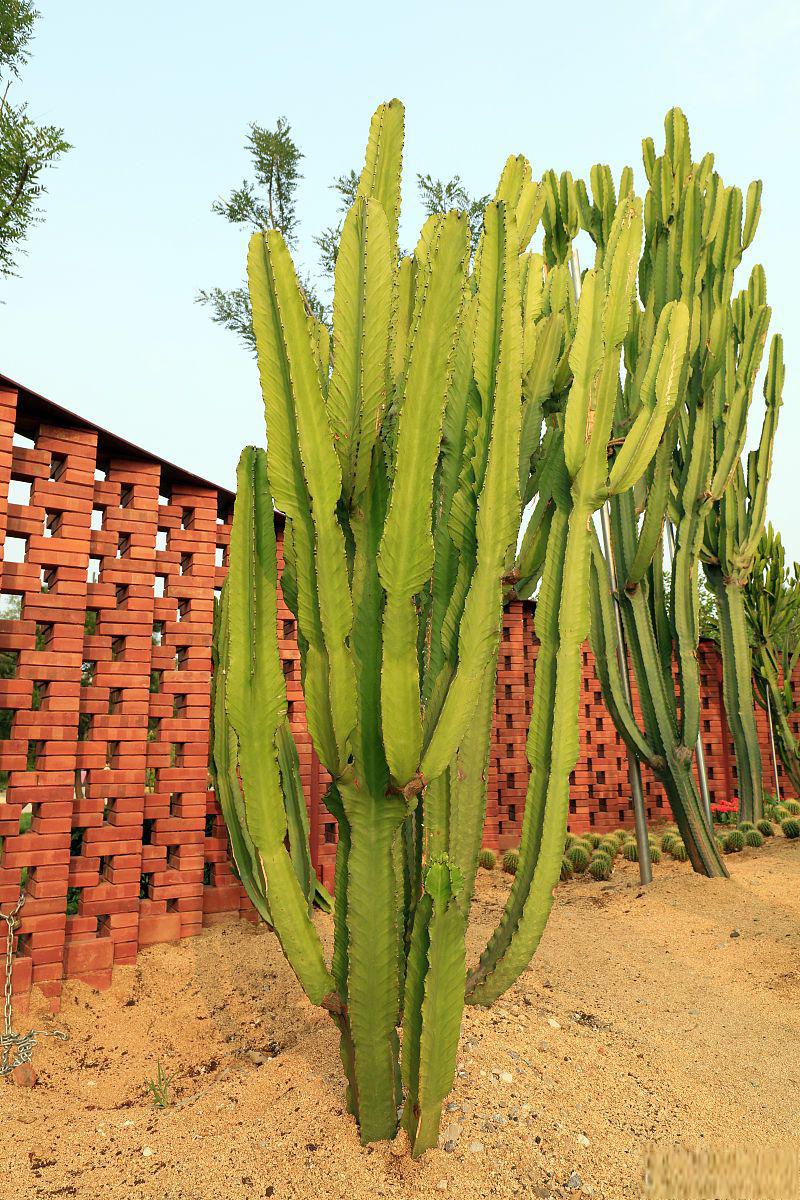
[
  {"left": 744, "top": 525, "right": 800, "bottom": 795},
  {"left": 214, "top": 100, "right": 688, "bottom": 1155},
  {"left": 586, "top": 108, "right": 781, "bottom": 876},
  {"left": 702, "top": 319, "right": 784, "bottom": 822}
]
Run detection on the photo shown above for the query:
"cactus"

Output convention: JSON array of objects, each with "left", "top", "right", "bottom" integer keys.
[
  {"left": 566, "top": 844, "right": 590, "bottom": 873},
  {"left": 786, "top": 800, "right": 800, "bottom": 816},
  {"left": 502, "top": 849, "right": 520, "bottom": 875},
  {"left": 723, "top": 829, "right": 746, "bottom": 853},
  {"left": 671, "top": 840, "right": 689, "bottom": 862},
  {"left": 478, "top": 848, "right": 496, "bottom": 871},
  {"left": 756, "top": 819, "right": 774, "bottom": 837},
  {"left": 214, "top": 100, "right": 692, "bottom": 1156},
  {"left": 648, "top": 845, "right": 662, "bottom": 864},
  {"left": 600, "top": 836, "right": 620, "bottom": 858},
  {"left": 560, "top": 856, "right": 574, "bottom": 881},
  {"left": 743, "top": 829, "right": 763, "bottom": 848},
  {"left": 585, "top": 833, "right": 602, "bottom": 849},
  {"left": 781, "top": 818, "right": 800, "bottom": 839},
  {"left": 701, "top": 282, "right": 785, "bottom": 824},
  {"left": 661, "top": 831, "right": 677, "bottom": 853},
  {"left": 622, "top": 841, "right": 638, "bottom": 863},
  {"left": 744, "top": 527, "right": 800, "bottom": 799},
  {"left": 738, "top": 821, "right": 755, "bottom": 832},
  {"left": 587, "top": 856, "right": 612, "bottom": 881},
  {"left": 586, "top": 109, "right": 785, "bottom": 877}
]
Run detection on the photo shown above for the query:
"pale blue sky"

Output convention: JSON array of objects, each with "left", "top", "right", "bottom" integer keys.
[{"left": 1, "top": 1, "right": 798, "bottom": 550}]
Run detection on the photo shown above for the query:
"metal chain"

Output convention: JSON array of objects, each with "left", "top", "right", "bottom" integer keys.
[{"left": 1, "top": 892, "right": 67, "bottom": 1078}]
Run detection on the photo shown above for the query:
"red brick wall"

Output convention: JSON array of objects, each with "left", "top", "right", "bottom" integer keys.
[{"left": 0, "top": 379, "right": 795, "bottom": 1007}]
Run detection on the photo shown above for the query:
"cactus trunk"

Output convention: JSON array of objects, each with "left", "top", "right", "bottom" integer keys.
[{"left": 705, "top": 566, "right": 763, "bottom": 822}]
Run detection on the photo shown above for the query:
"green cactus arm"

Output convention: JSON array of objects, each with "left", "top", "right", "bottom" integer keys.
[
  {"left": 447, "top": 656, "right": 496, "bottom": 914},
  {"left": 608, "top": 300, "right": 689, "bottom": 496},
  {"left": 562, "top": 267, "right": 604, "bottom": 478},
  {"left": 739, "top": 334, "right": 784, "bottom": 564},
  {"left": 494, "top": 153, "right": 544, "bottom": 251},
  {"left": 514, "top": 492, "right": 554, "bottom": 601},
  {"left": 327, "top": 196, "right": 393, "bottom": 506},
  {"left": 421, "top": 202, "right": 523, "bottom": 782},
  {"left": 467, "top": 494, "right": 588, "bottom": 1005},
  {"left": 275, "top": 719, "right": 316, "bottom": 913},
  {"left": 247, "top": 230, "right": 353, "bottom": 772},
  {"left": 340, "top": 781, "right": 407, "bottom": 1144},
  {"left": 625, "top": 425, "right": 677, "bottom": 586},
  {"left": 402, "top": 859, "right": 467, "bottom": 1158},
  {"left": 706, "top": 564, "right": 763, "bottom": 822},
  {"left": 587, "top": 532, "right": 656, "bottom": 764},
  {"left": 357, "top": 99, "right": 404, "bottom": 252},
  {"left": 225, "top": 447, "right": 334, "bottom": 1005},
  {"left": 742, "top": 180, "right": 762, "bottom": 251},
  {"left": 211, "top": 585, "right": 271, "bottom": 924},
  {"left": 377, "top": 211, "right": 469, "bottom": 786},
  {"left": 708, "top": 305, "right": 770, "bottom": 501}
]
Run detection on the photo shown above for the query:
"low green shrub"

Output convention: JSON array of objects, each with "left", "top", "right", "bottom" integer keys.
[
  {"left": 502, "top": 849, "right": 520, "bottom": 874},
  {"left": 587, "top": 856, "right": 612, "bottom": 881},
  {"left": 723, "top": 829, "right": 745, "bottom": 853},
  {"left": 478, "top": 848, "right": 496, "bottom": 871},
  {"left": 566, "top": 844, "right": 590, "bottom": 873}
]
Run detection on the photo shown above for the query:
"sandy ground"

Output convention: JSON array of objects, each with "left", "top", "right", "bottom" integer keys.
[{"left": 1, "top": 835, "right": 799, "bottom": 1200}]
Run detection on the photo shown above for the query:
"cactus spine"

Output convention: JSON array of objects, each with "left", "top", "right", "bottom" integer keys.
[{"left": 214, "top": 100, "right": 690, "bottom": 1155}]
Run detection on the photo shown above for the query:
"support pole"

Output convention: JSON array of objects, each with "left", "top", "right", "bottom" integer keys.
[
  {"left": 663, "top": 520, "right": 714, "bottom": 832},
  {"left": 569, "top": 248, "right": 652, "bottom": 884},
  {"left": 766, "top": 687, "right": 782, "bottom": 803}
]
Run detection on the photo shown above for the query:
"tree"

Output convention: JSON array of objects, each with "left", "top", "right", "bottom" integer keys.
[
  {"left": 0, "top": 1, "right": 70, "bottom": 277},
  {"left": 198, "top": 115, "right": 488, "bottom": 350}
]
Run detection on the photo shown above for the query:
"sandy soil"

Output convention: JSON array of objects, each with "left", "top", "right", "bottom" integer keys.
[{"left": 2, "top": 835, "right": 799, "bottom": 1200}]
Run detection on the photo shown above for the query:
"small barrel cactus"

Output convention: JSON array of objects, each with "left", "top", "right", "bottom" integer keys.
[
  {"left": 785, "top": 800, "right": 800, "bottom": 816},
  {"left": 756, "top": 819, "right": 775, "bottom": 837},
  {"left": 560, "top": 856, "right": 574, "bottom": 881},
  {"left": 648, "top": 845, "right": 662, "bottom": 864},
  {"left": 743, "top": 829, "right": 763, "bottom": 848},
  {"left": 586, "top": 833, "right": 602, "bottom": 849},
  {"left": 587, "top": 856, "right": 612, "bottom": 881},
  {"left": 478, "top": 848, "right": 497, "bottom": 871},
  {"left": 564, "top": 833, "right": 576, "bottom": 851},
  {"left": 502, "top": 849, "right": 520, "bottom": 874},
  {"left": 670, "top": 841, "right": 689, "bottom": 862},
  {"left": 566, "top": 844, "right": 590, "bottom": 874},
  {"left": 774, "top": 805, "right": 790, "bottom": 822},
  {"left": 600, "top": 836, "right": 620, "bottom": 858},
  {"left": 622, "top": 841, "right": 638, "bottom": 862},
  {"left": 781, "top": 817, "right": 800, "bottom": 840},
  {"left": 661, "top": 831, "right": 677, "bottom": 853},
  {"left": 738, "top": 821, "right": 755, "bottom": 833},
  {"left": 723, "top": 829, "right": 745, "bottom": 853}
]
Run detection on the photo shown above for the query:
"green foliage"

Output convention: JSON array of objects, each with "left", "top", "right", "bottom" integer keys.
[
  {"left": 781, "top": 818, "right": 800, "bottom": 839},
  {"left": 587, "top": 855, "right": 612, "bottom": 881},
  {"left": 0, "top": 1, "right": 69, "bottom": 276},
  {"left": 478, "top": 848, "right": 496, "bottom": 871},
  {"left": 743, "top": 829, "right": 763, "bottom": 848},
  {"left": 723, "top": 829, "right": 746, "bottom": 853},
  {"left": 502, "top": 849, "right": 520, "bottom": 875},
  {"left": 566, "top": 844, "right": 590, "bottom": 873},
  {"left": 756, "top": 819, "right": 775, "bottom": 837},
  {"left": 417, "top": 173, "right": 489, "bottom": 253},
  {"left": 145, "top": 1062, "right": 176, "bottom": 1109}
]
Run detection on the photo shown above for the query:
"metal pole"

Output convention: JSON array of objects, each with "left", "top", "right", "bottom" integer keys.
[
  {"left": 663, "top": 520, "right": 714, "bottom": 831},
  {"left": 569, "top": 248, "right": 652, "bottom": 884},
  {"left": 766, "top": 687, "right": 782, "bottom": 803}
]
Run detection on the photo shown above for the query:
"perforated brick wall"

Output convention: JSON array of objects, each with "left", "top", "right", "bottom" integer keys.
[{"left": 0, "top": 375, "right": 796, "bottom": 1007}]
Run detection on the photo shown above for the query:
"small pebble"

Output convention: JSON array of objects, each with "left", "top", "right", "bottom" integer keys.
[
  {"left": 499, "top": 1071, "right": 513, "bottom": 1084},
  {"left": 566, "top": 1171, "right": 582, "bottom": 1190},
  {"left": 142, "top": 1147, "right": 153, "bottom": 1158},
  {"left": 577, "top": 1133, "right": 590, "bottom": 1147},
  {"left": 469, "top": 1141, "right": 484, "bottom": 1153},
  {"left": 547, "top": 1018, "right": 561, "bottom": 1029},
  {"left": 730, "top": 929, "right": 740, "bottom": 938},
  {"left": 436, "top": 1182, "right": 448, "bottom": 1192}
]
